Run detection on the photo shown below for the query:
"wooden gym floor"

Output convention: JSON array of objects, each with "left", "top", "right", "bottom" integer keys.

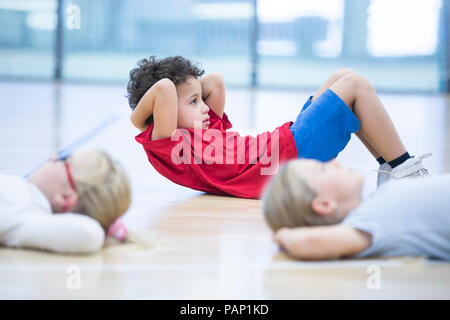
[{"left": 0, "top": 80, "right": 449, "bottom": 299}]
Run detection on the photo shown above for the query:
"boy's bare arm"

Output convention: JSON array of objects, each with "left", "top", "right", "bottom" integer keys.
[
  {"left": 200, "top": 73, "right": 225, "bottom": 118},
  {"left": 274, "top": 225, "right": 371, "bottom": 261},
  {"left": 130, "top": 78, "right": 178, "bottom": 140}
]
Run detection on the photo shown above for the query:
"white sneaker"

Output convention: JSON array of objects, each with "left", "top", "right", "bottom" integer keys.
[
  {"left": 389, "top": 153, "right": 432, "bottom": 180},
  {"left": 376, "top": 162, "right": 392, "bottom": 187}
]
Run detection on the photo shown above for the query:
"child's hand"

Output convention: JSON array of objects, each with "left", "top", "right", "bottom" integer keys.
[{"left": 106, "top": 218, "right": 127, "bottom": 242}]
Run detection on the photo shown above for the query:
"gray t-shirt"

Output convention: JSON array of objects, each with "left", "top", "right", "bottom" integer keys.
[{"left": 342, "top": 174, "right": 450, "bottom": 260}]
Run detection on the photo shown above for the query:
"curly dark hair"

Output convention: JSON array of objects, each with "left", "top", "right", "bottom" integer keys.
[{"left": 126, "top": 56, "right": 205, "bottom": 125}]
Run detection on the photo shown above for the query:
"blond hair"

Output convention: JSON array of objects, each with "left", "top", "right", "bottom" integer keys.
[
  {"left": 262, "top": 160, "right": 332, "bottom": 231},
  {"left": 70, "top": 150, "right": 131, "bottom": 230}
]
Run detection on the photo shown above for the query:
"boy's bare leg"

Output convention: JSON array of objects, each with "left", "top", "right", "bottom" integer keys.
[
  {"left": 355, "top": 132, "right": 381, "bottom": 159},
  {"left": 311, "top": 69, "right": 382, "bottom": 160},
  {"left": 311, "top": 69, "right": 355, "bottom": 102},
  {"left": 328, "top": 73, "right": 406, "bottom": 162}
]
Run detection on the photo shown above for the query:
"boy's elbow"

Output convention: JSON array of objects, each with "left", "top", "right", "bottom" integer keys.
[
  {"left": 287, "top": 236, "right": 316, "bottom": 260},
  {"left": 78, "top": 225, "right": 105, "bottom": 254},
  {"left": 211, "top": 73, "right": 225, "bottom": 87},
  {"left": 70, "top": 221, "right": 105, "bottom": 254},
  {"left": 202, "top": 73, "right": 224, "bottom": 88},
  {"left": 130, "top": 111, "right": 148, "bottom": 132},
  {"left": 210, "top": 72, "right": 224, "bottom": 81},
  {"left": 130, "top": 112, "right": 140, "bottom": 129},
  {"left": 130, "top": 112, "right": 137, "bottom": 127},
  {"left": 288, "top": 235, "right": 335, "bottom": 261},
  {"left": 155, "top": 78, "right": 176, "bottom": 92}
]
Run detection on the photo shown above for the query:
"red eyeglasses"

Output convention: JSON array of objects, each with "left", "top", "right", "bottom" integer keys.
[
  {"left": 58, "top": 155, "right": 77, "bottom": 213},
  {"left": 58, "top": 154, "right": 77, "bottom": 192},
  {"left": 64, "top": 161, "right": 77, "bottom": 192}
]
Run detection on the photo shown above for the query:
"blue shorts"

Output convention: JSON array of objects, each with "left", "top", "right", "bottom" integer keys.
[{"left": 290, "top": 88, "right": 360, "bottom": 161}]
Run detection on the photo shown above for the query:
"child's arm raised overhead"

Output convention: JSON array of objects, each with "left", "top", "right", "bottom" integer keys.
[
  {"left": 130, "top": 78, "right": 178, "bottom": 140},
  {"left": 274, "top": 225, "right": 371, "bottom": 261},
  {"left": 200, "top": 73, "right": 225, "bottom": 118}
]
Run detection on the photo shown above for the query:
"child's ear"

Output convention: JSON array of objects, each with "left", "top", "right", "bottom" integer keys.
[
  {"left": 54, "top": 190, "right": 79, "bottom": 213},
  {"left": 311, "top": 195, "right": 338, "bottom": 216}
]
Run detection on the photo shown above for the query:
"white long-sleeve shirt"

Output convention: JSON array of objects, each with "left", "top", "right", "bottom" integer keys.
[{"left": 0, "top": 173, "right": 105, "bottom": 254}]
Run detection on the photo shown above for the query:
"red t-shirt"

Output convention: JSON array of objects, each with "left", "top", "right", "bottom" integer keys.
[{"left": 135, "top": 109, "right": 298, "bottom": 199}]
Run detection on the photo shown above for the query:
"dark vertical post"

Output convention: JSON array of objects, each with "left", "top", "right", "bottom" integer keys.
[
  {"left": 54, "top": 0, "right": 64, "bottom": 80},
  {"left": 250, "top": 0, "right": 259, "bottom": 88},
  {"left": 341, "top": 0, "right": 370, "bottom": 59},
  {"left": 53, "top": 81, "right": 62, "bottom": 152},
  {"left": 439, "top": 0, "right": 449, "bottom": 92},
  {"left": 53, "top": 0, "right": 64, "bottom": 151},
  {"left": 247, "top": 0, "right": 259, "bottom": 129},
  {"left": 106, "top": 0, "right": 121, "bottom": 51},
  {"left": 447, "top": 2, "right": 450, "bottom": 93}
]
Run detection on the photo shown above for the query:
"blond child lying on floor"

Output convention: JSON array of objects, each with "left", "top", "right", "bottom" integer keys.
[
  {"left": 262, "top": 159, "right": 449, "bottom": 261},
  {"left": 0, "top": 149, "right": 131, "bottom": 254}
]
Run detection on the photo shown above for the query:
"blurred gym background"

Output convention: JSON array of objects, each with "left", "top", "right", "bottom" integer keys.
[
  {"left": 0, "top": 0, "right": 448, "bottom": 93},
  {"left": 1, "top": 1, "right": 450, "bottom": 300}
]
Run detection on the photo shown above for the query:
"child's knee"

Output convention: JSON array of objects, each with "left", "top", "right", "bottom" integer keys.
[
  {"left": 334, "top": 68, "right": 356, "bottom": 80},
  {"left": 342, "top": 73, "right": 372, "bottom": 93}
]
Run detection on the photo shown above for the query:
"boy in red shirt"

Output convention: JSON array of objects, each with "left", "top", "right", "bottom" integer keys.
[{"left": 128, "top": 56, "right": 429, "bottom": 199}]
